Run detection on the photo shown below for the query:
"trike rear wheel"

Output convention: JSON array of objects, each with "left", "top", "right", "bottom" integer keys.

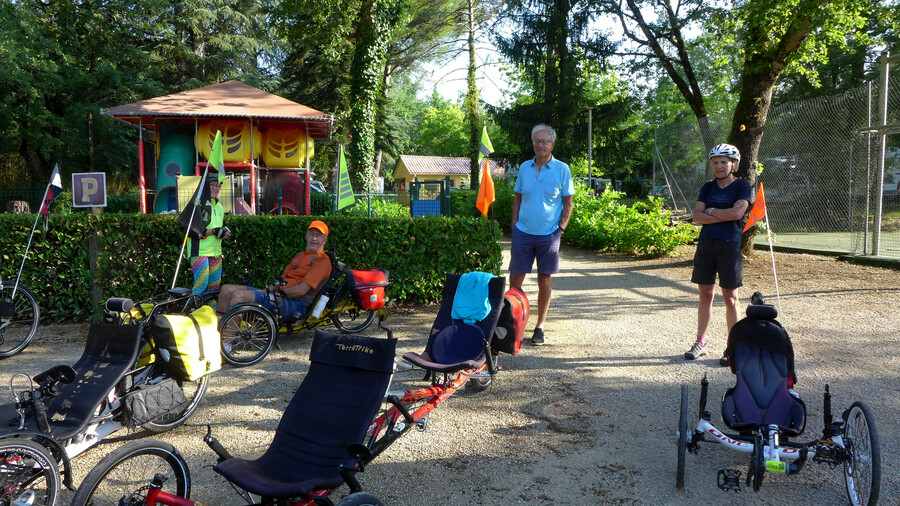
[
  {"left": 0, "top": 282, "right": 40, "bottom": 358},
  {"left": 330, "top": 289, "right": 376, "bottom": 334},
  {"left": 71, "top": 440, "right": 190, "bottom": 506},
  {"left": 0, "top": 438, "right": 59, "bottom": 506},
  {"left": 676, "top": 383, "right": 688, "bottom": 490},
  {"left": 337, "top": 492, "right": 386, "bottom": 506},
  {"left": 220, "top": 306, "right": 277, "bottom": 366},
  {"left": 843, "top": 401, "right": 880, "bottom": 505}
]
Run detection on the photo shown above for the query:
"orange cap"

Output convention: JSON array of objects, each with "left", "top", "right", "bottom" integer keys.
[{"left": 308, "top": 220, "right": 329, "bottom": 236}]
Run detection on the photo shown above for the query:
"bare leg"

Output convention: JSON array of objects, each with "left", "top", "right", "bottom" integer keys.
[
  {"left": 217, "top": 284, "right": 255, "bottom": 315},
  {"left": 509, "top": 272, "right": 526, "bottom": 290},
  {"left": 535, "top": 273, "right": 552, "bottom": 329},
  {"left": 721, "top": 287, "right": 739, "bottom": 335},
  {"left": 696, "top": 284, "right": 715, "bottom": 344}
]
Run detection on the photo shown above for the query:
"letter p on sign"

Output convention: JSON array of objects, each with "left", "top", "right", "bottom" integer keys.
[{"left": 72, "top": 173, "right": 107, "bottom": 208}]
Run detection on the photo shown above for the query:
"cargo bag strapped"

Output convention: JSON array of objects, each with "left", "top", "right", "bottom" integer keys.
[
  {"left": 492, "top": 286, "right": 529, "bottom": 355},
  {"left": 347, "top": 268, "right": 389, "bottom": 310},
  {"left": 123, "top": 378, "right": 189, "bottom": 427},
  {"left": 151, "top": 305, "right": 221, "bottom": 381}
]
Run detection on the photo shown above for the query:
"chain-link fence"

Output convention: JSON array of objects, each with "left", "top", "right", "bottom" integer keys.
[{"left": 654, "top": 61, "right": 900, "bottom": 259}]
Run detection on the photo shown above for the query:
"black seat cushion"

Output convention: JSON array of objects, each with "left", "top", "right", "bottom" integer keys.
[
  {"left": 214, "top": 331, "right": 395, "bottom": 499},
  {"left": 403, "top": 323, "right": 487, "bottom": 373},
  {"left": 721, "top": 308, "right": 806, "bottom": 436}
]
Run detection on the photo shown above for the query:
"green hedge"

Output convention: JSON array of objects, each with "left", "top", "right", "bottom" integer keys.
[{"left": 0, "top": 213, "right": 502, "bottom": 322}]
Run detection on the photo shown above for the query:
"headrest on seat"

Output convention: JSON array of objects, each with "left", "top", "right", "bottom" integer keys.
[
  {"left": 746, "top": 304, "right": 778, "bottom": 321},
  {"left": 310, "top": 330, "right": 396, "bottom": 373}
]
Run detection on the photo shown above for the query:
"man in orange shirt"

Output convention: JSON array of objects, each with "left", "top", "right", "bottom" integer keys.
[{"left": 217, "top": 221, "right": 332, "bottom": 320}]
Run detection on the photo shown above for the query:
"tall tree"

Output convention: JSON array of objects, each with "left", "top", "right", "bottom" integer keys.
[
  {"left": 349, "top": 0, "right": 407, "bottom": 191},
  {"left": 495, "top": 0, "right": 614, "bottom": 161},
  {"left": 597, "top": 0, "right": 872, "bottom": 181}
]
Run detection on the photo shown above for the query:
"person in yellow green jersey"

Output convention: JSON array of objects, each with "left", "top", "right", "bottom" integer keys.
[{"left": 189, "top": 174, "right": 230, "bottom": 296}]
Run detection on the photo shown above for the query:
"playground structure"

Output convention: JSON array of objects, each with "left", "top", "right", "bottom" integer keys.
[{"left": 101, "top": 81, "right": 334, "bottom": 216}]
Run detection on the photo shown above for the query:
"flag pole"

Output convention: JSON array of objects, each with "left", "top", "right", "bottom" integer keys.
[
  {"left": 14, "top": 171, "right": 57, "bottom": 298},
  {"left": 763, "top": 207, "right": 781, "bottom": 316},
  {"left": 172, "top": 164, "right": 211, "bottom": 289}
]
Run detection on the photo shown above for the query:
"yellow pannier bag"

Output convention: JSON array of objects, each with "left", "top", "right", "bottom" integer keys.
[{"left": 150, "top": 305, "right": 221, "bottom": 381}]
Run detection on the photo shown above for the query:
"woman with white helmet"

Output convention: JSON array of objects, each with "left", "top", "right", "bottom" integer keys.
[{"left": 684, "top": 143, "right": 751, "bottom": 366}]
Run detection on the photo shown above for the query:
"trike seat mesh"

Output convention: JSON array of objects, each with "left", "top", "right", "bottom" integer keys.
[
  {"left": 721, "top": 305, "right": 806, "bottom": 436},
  {"left": 401, "top": 273, "right": 505, "bottom": 373},
  {"left": 213, "top": 330, "right": 396, "bottom": 499}
]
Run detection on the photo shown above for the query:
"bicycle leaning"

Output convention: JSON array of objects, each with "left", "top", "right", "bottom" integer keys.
[
  {"left": 0, "top": 287, "right": 216, "bottom": 506},
  {"left": 0, "top": 273, "right": 40, "bottom": 359}
]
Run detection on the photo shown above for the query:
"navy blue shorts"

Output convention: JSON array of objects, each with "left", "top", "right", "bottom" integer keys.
[
  {"left": 508, "top": 226, "right": 562, "bottom": 275},
  {"left": 691, "top": 239, "right": 743, "bottom": 289},
  {"left": 248, "top": 287, "right": 308, "bottom": 319}
]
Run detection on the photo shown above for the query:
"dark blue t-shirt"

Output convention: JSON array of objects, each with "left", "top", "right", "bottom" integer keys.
[{"left": 696, "top": 178, "right": 751, "bottom": 242}]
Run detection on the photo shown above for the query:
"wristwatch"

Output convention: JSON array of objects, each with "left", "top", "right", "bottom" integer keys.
[
  {"left": 707, "top": 208, "right": 715, "bottom": 216},
  {"left": 558, "top": 226, "right": 566, "bottom": 234}
]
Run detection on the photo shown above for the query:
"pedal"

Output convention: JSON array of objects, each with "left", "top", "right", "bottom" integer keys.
[{"left": 717, "top": 469, "right": 742, "bottom": 492}]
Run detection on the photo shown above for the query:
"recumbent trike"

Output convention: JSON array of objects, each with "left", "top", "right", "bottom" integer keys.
[
  {"left": 676, "top": 296, "right": 881, "bottom": 505},
  {"left": 218, "top": 252, "right": 389, "bottom": 367},
  {"left": 0, "top": 288, "right": 215, "bottom": 506}
]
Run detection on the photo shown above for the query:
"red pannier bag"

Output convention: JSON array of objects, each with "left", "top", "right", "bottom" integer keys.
[
  {"left": 492, "top": 286, "right": 529, "bottom": 355},
  {"left": 347, "top": 268, "right": 389, "bottom": 310}
]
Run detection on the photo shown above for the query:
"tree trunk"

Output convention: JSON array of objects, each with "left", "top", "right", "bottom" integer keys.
[{"left": 466, "top": 0, "right": 480, "bottom": 192}]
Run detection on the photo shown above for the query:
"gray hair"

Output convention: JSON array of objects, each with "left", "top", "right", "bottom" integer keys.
[{"left": 531, "top": 124, "right": 557, "bottom": 142}]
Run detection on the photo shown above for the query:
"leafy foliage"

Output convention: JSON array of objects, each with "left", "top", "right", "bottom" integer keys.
[
  {"left": 566, "top": 184, "right": 697, "bottom": 257},
  {"left": 0, "top": 212, "right": 501, "bottom": 321}
]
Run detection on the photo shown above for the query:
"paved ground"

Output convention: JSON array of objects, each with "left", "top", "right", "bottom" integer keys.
[{"left": 2, "top": 238, "right": 898, "bottom": 505}]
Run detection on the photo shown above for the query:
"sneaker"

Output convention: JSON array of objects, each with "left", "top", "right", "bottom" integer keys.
[
  {"left": 684, "top": 341, "right": 706, "bottom": 360},
  {"left": 531, "top": 328, "right": 545, "bottom": 346},
  {"left": 719, "top": 353, "right": 730, "bottom": 367}
]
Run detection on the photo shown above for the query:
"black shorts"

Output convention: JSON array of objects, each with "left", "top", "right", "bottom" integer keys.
[{"left": 691, "top": 239, "right": 743, "bottom": 289}]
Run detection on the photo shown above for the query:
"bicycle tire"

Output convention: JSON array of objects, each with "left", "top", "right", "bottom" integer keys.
[
  {"left": 466, "top": 352, "right": 499, "bottom": 393},
  {"left": 71, "top": 439, "right": 190, "bottom": 506},
  {"left": 676, "top": 383, "right": 688, "bottom": 490},
  {"left": 0, "top": 282, "right": 40, "bottom": 358},
  {"left": 752, "top": 432, "right": 765, "bottom": 492},
  {"left": 336, "top": 492, "right": 386, "bottom": 506},
  {"left": 0, "top": 438, "right": 59, "bottom": 506},
  {"left": 142, "top": 374, "right": 209, "bottom": 433},
  {"left": 843, "top": 401, "right": 881, "bottom": 505},
  {"left": 219, "top": 306, "right": 276, "bottom": 366},
  {"left": 330, "top": 289, "right": 376, "bottom": 334}
]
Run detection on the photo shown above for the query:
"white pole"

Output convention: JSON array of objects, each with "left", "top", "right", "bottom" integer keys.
[{"left": 14, "top": 170, "right": 56, "bottom": 298}]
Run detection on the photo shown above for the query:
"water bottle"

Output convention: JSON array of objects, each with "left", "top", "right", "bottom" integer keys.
[{"left": 311, "top": 295, "right": 329, "bottom": 318}]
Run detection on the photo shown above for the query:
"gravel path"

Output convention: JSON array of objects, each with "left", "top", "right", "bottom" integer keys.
[{"left": 2, "top": 239, "right": 898, "bottom": 505}]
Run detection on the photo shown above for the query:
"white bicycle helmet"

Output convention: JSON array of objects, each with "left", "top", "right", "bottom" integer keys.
[{"left": 708, "top": 143, "right": 740, "bottom": 163}]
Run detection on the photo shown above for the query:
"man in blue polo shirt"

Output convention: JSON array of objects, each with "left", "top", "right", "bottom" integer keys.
[{"left": 509, "top": 124, "right": 575, "bottom": 346}]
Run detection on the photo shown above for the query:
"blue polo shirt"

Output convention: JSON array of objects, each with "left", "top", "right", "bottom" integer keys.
[{"left": 513, "top": 156, "right": 575, "bottom": 236}]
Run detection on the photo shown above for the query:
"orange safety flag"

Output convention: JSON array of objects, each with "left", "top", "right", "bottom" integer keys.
[
  {"left": 743, "top": 182, "right": 767, "bottom": 232},
  {"left": 476, "top": 158, "right": 495, "bottom": 217}
]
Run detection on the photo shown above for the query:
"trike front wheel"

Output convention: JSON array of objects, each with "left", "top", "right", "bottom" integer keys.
[
  {"left": 71, "top": 440, "right": 190, "bottom": 506},
  {"left": 0, "top": 281, "right": 40, "bottom": 358},
  {"left": 676, "top": 383, "right": 688, "bottom": 490},
  {"left": 220, "top": 306, "right": 277, "bottom": 366},
  {"left": 843, "top": 401, "right": 880, "bottom": 505},
  {"left": 0, "top": 437, "right": 59, "bottom": 506},
  {"left": 330, "top": 290, "right": 376, "bottom": 334}
]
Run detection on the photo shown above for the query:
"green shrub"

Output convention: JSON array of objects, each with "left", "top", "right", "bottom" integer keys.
[
  {"left": 0, "top": 213, "right": 501, "bottom": 321},
  {"left": 344, "top": 198, "right": 410, "bottom": 218},
  {"left": 566, "top": 186, "right": 697, "bottom": 256},
  {"left": 621, "top": 177, "right": 651, "bottom": 198}
]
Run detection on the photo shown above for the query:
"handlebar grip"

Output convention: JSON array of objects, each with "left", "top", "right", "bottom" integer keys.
[
  {"left": 105, "top": 297, "right": 135, "bottom": 313},
  {"left": 204, "top": 426, "right": 233, "bottom": 463}
]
